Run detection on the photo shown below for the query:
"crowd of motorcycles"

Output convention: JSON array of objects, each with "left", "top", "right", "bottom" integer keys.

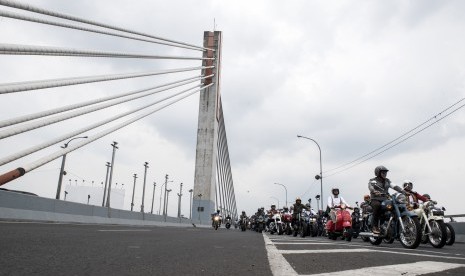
[{"left": 215, "top": 195, "right": 456, "bottom": 250}]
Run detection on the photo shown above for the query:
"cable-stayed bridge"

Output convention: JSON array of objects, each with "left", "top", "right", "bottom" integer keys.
[{"left": 0, "top": 0, "right": 237, "bottom": 223}]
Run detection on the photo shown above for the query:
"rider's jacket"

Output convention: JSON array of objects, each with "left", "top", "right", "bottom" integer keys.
[
  {"left": 291, "top": 203, "right": 309, "bottom": 217},
  {"left": 360, "top": 201, "right": 372, "bottom": 213},
  {"left": 368, "top": 176, "right": 402, "bottom": 201},
  {"left": 406, "top": 191, "right": 429, "bottom": 204},
  {"left": 327, "top": 195, "right": 348, "bottom": 209},
  {"left": 267, "top": 209, "right": 278, "bottom": 218}
]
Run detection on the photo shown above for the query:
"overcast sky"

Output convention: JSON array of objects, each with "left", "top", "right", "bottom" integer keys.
[{"left": 1, "top": 0, "right": 464, "bottom": 219}]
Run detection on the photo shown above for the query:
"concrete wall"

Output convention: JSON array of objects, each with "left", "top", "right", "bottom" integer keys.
[{"left": 0, "top": 189, "right": 201, "bottom": 227}]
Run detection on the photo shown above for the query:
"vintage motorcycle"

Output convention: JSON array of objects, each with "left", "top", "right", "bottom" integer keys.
[
  {"left": 413, "top": 200, "right": 447, "bottom": 248},
  {"left": 293, "top": 211, "right": 307, "bottom": 238},
  {"left": 240, "top": 217, "right": 248, "bottom": 231},
  {"left": 256, "top": 214, "right": 265, "bottom": 233},
  {"left": 325, "top": 204, "right": 353, "bottom": 241},
  {"left": 281, "top": 211, "right": 293, "bottom": 235},
  {"left": 225, "top": 217, "right": 232, "bottom": 229},
  {"left": 359, "top": 193, "right": 422, "bottom": 249},
  {"left": 303, "top": 211, "right": 318, "bottom": 237},
  {"left": 268, "top": 212, "right": 284, "bottom": 235},
  {"left": 212, "top": 214, "right": 221, "bottom": 230},
  {"left": 351, "top": 203, "right": 362, "bottom": 239}
]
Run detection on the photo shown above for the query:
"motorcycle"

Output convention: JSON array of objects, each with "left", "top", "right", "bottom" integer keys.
[
  {"left": 351, "top": 203, "right": 362, "bottom": 239},
  {"left": 225, "top": 217, "right": 232, "bottom": 230},
  {"left": 359, "top": 193, "right": 422, "bottom": 249},
  {"left": 293, "top": 211, "right": 307, "bottom": 238},
  {"left": 256, "top": 215, "right": 265, "bottom": 233},
  {"left": 240, "top": 217, "right": 248, "bottom": 232},
  {"left": 281, "top": 211, "right": 293, "bottom": 235},
  {"left": 445, "top": 222, "right": 456, "bottom": 246},
  {"left": 303, "top": 211, "right": 318, "bottom": 237},
  {"left": 414, "top": 201, "right": 447, "bottom": 248},
  {"left": 268, "top": 212, "right": 284, "bottom": 235},
  {"left": 212, "top": 214, "right": 221, "bottom": 230},
  {"left": 325, "top": 204, "right": 353, "bottom": 241}
]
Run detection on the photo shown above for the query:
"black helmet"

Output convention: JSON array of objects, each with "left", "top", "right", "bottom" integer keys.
[
  {"left": 216, "top": 209, "right": 220, "bottom": 213},
  {"left": 374, "top": 165, "right": 389, "bottom": 177},
  {"left": 242, "top": 211, "right": 245, "bottom": 214},
  {"left": 331, "top": 188, "right": 339, "bottom": 195},
  {"left": 271, "top": 204, "right": 276, "bottom": 209}
]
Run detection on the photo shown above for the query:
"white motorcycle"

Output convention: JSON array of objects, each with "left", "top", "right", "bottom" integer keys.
[
  {"left": 414, "top": 200, "right": 447, "bottom": 248},
  {"left": 268, "top": 212, "right": 284, "bottom": 235}
]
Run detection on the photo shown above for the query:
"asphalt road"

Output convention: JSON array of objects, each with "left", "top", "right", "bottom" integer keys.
[{"left": 1, "top": 221, "right": 464, "bottom": 276}]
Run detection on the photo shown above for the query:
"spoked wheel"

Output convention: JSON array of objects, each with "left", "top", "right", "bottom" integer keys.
[
  {"left": 383, "top": 237, "right": 395, "bottom": 244},
  {"left": 428, "top": 220, "right": 447, "bottom": 248},
  {"left": 399, "top": 216, "right": 421, "bottom": 249},
  {"left": 445, "top": 223, "right": 456, "bottom": 246}
]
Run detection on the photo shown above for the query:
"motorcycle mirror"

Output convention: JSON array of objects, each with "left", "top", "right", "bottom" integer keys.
[{"left": 308, "top": 198, "right": 312, "bottom": 203}]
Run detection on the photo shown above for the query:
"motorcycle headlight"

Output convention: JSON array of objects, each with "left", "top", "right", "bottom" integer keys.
[
  {"left": 386, "top": 204, "right": 393, "bottom": 211},
  {"left": 214, "top": 216, "right": 219, "bottom": 221},
  {"left": 396, "top": 194, "right": 407, "bottom": 204}
]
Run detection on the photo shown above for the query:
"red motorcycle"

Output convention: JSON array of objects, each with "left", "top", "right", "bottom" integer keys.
[
  {"left": 325, "top": 204, "right": 353, "bottom": 241},
  {"left": 281, "top": 212, "right": 293, "bottom": 235}
]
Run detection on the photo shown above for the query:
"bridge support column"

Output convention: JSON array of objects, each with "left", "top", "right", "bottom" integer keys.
[{"left": 192, "top": 31, "right": 222, "bottom": 224}]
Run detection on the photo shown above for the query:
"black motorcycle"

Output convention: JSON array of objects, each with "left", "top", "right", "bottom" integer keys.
[
  {"left": 351, "top": 204, "right": 361, "bottom": 239},
  {"left": 359, "top": 193, "right": 422, "bottom": 249}
]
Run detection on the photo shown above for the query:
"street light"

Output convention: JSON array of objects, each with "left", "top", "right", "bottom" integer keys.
[
  {"left": 151, "top": 182, "right": 156, "bottom": 214},
  {"left": 56, "top": 136, "right": 88, "bottom": 199},
  {"left": 102, "top": 162, "right": 111, "bottom": 207},
  {"left": 131, "top": 174, "right": 137, "bottom": 211},
  {"left": 188, "top": 189, "right": 193, "bottom": 219},
  {"left": 270, "top": 196, "right": 280, "bottom": 209},
  {"left": 177, "top": 183, "right": 183, "bottom": 219},
  {"left": 164, "top": 189, "right": 172, "bottom": 221},
  {"left": 105, "top": 141, "right": 118, "bottom": 208},
  {"left": 297, "top": 135, "right": 324, "bottom": 211},
  {"left": 273, "top": 182, "right": 288, "bottom": 208},
  {"left": 141, "top": 162, "right": 149, "bottom": 213},
  {"left": 315, "top": 195, "right": 321, "bottom": 212}
]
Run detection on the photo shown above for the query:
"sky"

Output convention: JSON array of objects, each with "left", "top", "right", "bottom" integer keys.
[{"left": 1, "top": 0, "right": 464, "bottom": 220}]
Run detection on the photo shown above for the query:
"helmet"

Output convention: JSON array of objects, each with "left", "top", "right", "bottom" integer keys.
[
  {"left": 331, "top": 188, "right": 339, "bottom": 195},
  {"left": 257, "top": 208, "right": 261, "bottom": 212},
  {"left": 242, "top": 211, "right": 245, "bottom": 214},
  {"left": 216, "top": 209, "right": 220, "bottom": 213},
  {"left": 295, "top": 197, "right": 301, "bottom": 203},
  {"left": 283, "top": 206, "right": 288, "bottom": 210},
  {"left": 305, "top": 203, "right": 311, "bottom": 207},
  {"left": 363, "top": 194, "right": 370, "bottom": 201},
  {"left": 271, "top": 204, "right": 276, "bottom": 209},
  {"left": 403, "top": 180, "right": 413, "bottom": 191},
  {"left": 374, "top": 165, "right": 389, "bottom": 177},
  {"left": 423, "top": 194, "right": 431, "bottom": 200}
]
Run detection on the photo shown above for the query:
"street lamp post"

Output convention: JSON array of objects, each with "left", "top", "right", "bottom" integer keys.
[
  {"left": 188, "top": 189, "right": 193, "bottom": 220},
  {"left": 297, "top": 135, "right": 324, "bottom": 211},
  {"left": 198, "top": 193, "right": 202, "bottom": 223},
  {"left": 131, "top": 174, "right": 137, "bottom": 211},
  {"left": 102, "top": 162, "right": 111, "bottom": 206},
  {"left": 164, "top": 189, "right": 172, "bottom": 222},
  {"left": 177, "top": 183, "right": 183, "bottom": 219},
  {"left": 273, "top": 182, "right": 288, "bottom": 208},
  {"left": 315, "top": 195, "right": 321, "bottom": 212},
  {"left": 151, "top": 182, "right": 156, "bottom": 214},
  {"left": 56, "top": 136, "right": 88, "bottom": 199},
  {"left": 141, "top": 162, "right": 149, "bottom": 213},
  {"left": 105, "top": 141, "right": 118, "bottom": 208}
]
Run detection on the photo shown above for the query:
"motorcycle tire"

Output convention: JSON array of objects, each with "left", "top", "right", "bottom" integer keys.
[
  {"left": 428, "top": 220, "right": 447, "bottom": 248},
  {"left": 226, "top": 223, "right": 231, "bottom": 229},
  {"left": 345, "top": 228, "right": 353, "bottom": 242},
  {"left": 311, "top": 225, "right": 318, "bottom": 237},
  {"left": 278, "top": 224, "right": 283, "bottom": 235},
  {"left": 445, "top": 223, "right": 456, "bottom": 246},
  {"left": 383, "top": 237, "right": 395, "bottom": 244},
  {"left": 361, "top": 236, "right": 369, "bottom": 242},
  {"left": 299, "top": 223, "right": 306, "bottom": 238},
  {"left": 369, "top": 236, "right": 383, "bottom": 245},
  {"left": 214, "top": 224, "right": 218, "bottom": 230},
  {"left": 399, "top": 216, "right": 421, "bottom": 249}
]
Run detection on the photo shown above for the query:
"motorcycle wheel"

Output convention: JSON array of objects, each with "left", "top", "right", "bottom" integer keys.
[
  {"left": 399, "top": 216, "right": 421, "bottom": 249},
  {"left": 344, "top": 228, "right": 353, "bottom": 242},
  {"left": 293, "top": 229, "right": 298, "bottom": 237},
  {"left": 369, "top": 236, "right": 382, "bottom": 245},
  {"left": 445, "top": 223, "right": 456, "bottom": 246},
  {"left": 361, "top": 236, "right": 369, "bottom": 242},
  {"left": 428, "top": 220, "right": 447, "bottom": 248},
  {"left": 383, "top": 237, "right": 395, "bottom": 244},
  {"left": 299, "top": 223, "right": 306, "bottom": 238},
  {"left": 214, "top": 224, "right": 218, "bottom": 230},
  {"left": 226, "top": 223, "right": 231, "bottom": 229},
  {"left": 311, "top": 225, "right": 318, "bottom": 237},
  {"left": 278, "top": 224, "right": 283, "bottom": 235}
]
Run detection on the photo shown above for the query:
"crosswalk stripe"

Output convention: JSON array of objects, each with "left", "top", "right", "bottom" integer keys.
[
  {"left": 300, "top": 261, "right": 465, "bottom": 276},
  {"left": 279, "top": 249, "right": 372, "bottom": 254}
]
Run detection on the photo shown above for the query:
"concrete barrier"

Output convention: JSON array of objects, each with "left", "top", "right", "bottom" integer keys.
[{"left": 0, "top": 189, "right": 202, "bottom": 227}]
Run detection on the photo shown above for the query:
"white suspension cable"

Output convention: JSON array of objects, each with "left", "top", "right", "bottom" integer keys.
[
  {"left": 0, "top": 43, "right": 213, "bottom": 60},
  {"left": 0, "top": 79, "right": 213, "bottom": 166},
  {"left": 0, "top": 65, "right": 213, "bottom": 94},
  {"left": 0, "top": 75, "right": 211, "bottom": 128},
  {"left": 0, "top": 10, "right": 206, "bottom": 52},
  {"left": 0, "top": 0, "right": 213, "bottom": 51},
  {"left": 0, "top": 84, "right": 213, "bottom": 186},
  {"left": 0, "top": 81, "right": 206, "bottom": 139}
]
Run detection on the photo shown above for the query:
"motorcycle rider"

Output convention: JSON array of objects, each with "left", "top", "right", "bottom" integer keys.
[
  {"left": 368, "top": 165, "right": 404, "bottom": 234},
  {"left": 402, "top": 180, "right": 429, "bottom": 209},
  {"left": 360, "top": 194, "right": 372, "bottom": 214},
  {"left": 211, "top": 209, "right": 222, "bottom": 227},
  {"left": 266, "top": 204, "right": 279, "bottom": 231},
  {"left": 291, "top": 197, "right": 309, "bottom": 228},
  {"left": 239, "top": 211, "right": 248, "bottom": 228},
  {"left": 327, "top": 187, "right": 349, "bottom": 224}
]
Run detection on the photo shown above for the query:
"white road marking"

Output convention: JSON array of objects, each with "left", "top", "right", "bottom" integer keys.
[
  {"left": 264, "top": 234, "right": 465, "bottom": 276},
  {"left": 97, "top": 229, "right": 151, "bottom": 232},
  {"left": 301, "top": 261, "right": 465, "bottom": 276},
  {"left": 263, "top": 233, "right": 298, "bottom": 276}
]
